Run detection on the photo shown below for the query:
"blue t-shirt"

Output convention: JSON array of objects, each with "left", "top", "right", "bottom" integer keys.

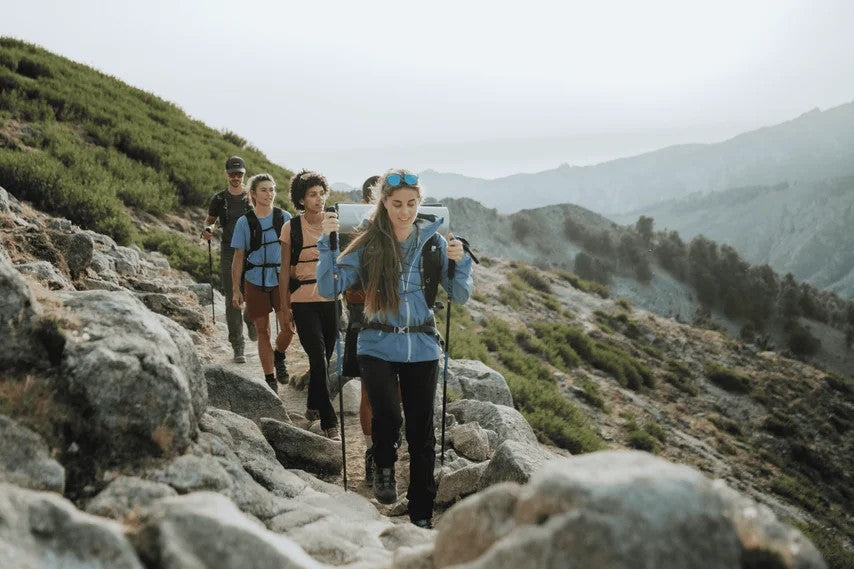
[{"left": 230, "top": 211, "right": 290, "bottom": 288}]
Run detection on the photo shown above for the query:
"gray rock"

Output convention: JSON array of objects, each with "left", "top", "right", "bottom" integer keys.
[
  {"left": 478, "top": 440, "right": 557, "bottom": 490},
  {"left": 392, "top": 544, "right": 436, "bottom": 569},
  {"left": 434, "top": 451, "right": 826, "bottom": 569},
  {"left": 79, "top": 277, "right": 127, "bottom": 292},
  {"left": 58, "top": 291, "right": 206, "bottom": 459},
  {"left": 89, "top": 250, "right": 118, "bottom": 281},
  {"left": 85, "top": 476, "right": 177, "bottom": 519},
  {"left": 104, "top": 246, "right": 140, "bottom": 275},
  {"left": 0, "top": 415, "right": 65, "bottom": 493},
  {"left": 331, "top": 377, "right": 361, "bottom": 416},
  {"left": 443, "top": 359, "right": 514, "bottom": 406},
  {"left": 433, "top": 482, "right": 522, "bottom": 569},
  {"left": 148, "top": 454, "right": 233, "bottom": 494},
  {"left": 260, "top": 418, "right": 343, "bottom": 476},
  {"left": 0, "top": 255, "right": 46, "bottom": 370},
  {"left": 447, "top": 399, "right": 537, "bottom": 446},
  {"left": 200, "top": 409, "right": 309, "bottom": 499},
  {"left": 187, "top": 282, "right": 215, "bottom": 306},
  {"left": 137, "top": 292, "right": 205, "bottom": 331},
  {"left": 449, "top": 422, "right": 492, "bottom": 462},
  {"left": 436, "top": 461, "right": 488, "bottom": 506},
  {"left": 0, "top": 186, "right": 10, "bottom": 213},
  {"left": 129, "top": 492, "right": 322, "bottom": 569},
  {"left": 48, "top": 218, "right": 73, "bottom": 230},
  {"left": 50, "top": 230, "right": 93, "bottom": 279},
  {"left": 14, "top": 260, "right": 74, "bottom": 290},
  {"left": 204, "top": 364, "right": 290, "bottom": 424},
  {"left": 0, "top": 482, "right": 144, "bottom": 569}
]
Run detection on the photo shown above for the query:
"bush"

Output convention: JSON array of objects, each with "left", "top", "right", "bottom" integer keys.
[
  {"left": 785, "top": 321, "right": 821, "bottom": 357},
  {"left": 554, "top": 269, "right": 610, "bottom": 298},
  {"left": 137, "top": 229, "right": 219, "bottom": 286},
  {"left": 513, "top": 266, "right": 552, "bottom": 293},
  {"left": 704, "top": 361, "right": 751, "bottom": 394}
]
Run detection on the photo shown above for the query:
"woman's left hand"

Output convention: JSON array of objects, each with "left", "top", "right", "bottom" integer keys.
[{"left": 447, "top": 233, "right": 463, "bottom": 262}]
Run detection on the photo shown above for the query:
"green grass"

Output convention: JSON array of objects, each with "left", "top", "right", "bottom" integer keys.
[
  {"left": 0, "top": 38, "right": 294, "bottom": 244},
  {"left": 512, "top": 266, "right": 552, "bottom": 293},
  {"left": 704, "top": 361, "right": 752, "bottom": 394},
  {"left": 136, "top": 229, "right": 220, "bottom": 287},
  {"left": 553, "top": 269, "right": 610, "bottom": 298},
  {"left": 445, "top": 313, "right": 604, "bottom": 454}
]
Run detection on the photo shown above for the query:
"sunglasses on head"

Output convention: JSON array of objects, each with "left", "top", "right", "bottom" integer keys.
[{"left": 386, "top": 173, "right": 418, "bottom": 187}]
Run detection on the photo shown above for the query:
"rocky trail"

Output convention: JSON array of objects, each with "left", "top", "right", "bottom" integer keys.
[{"left": 0, "top": 186, "right": 832, "bottom": 568}]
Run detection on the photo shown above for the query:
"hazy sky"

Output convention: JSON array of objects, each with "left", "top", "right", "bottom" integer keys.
[{"left": 3, "top": 0, "right": 854, "bottom": 185}]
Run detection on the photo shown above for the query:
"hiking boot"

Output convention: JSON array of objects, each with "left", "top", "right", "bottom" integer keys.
[
  {"left": 266, "top": 376, "right": 278, "bottom": 393},
  {"left": 274, "top": 350, "right": 289, "bottom": 384},
  {"left": 373, "top": 466, "right": 397, "bottom": 504},
  {"left": 412, "top": 518, "right": 433, "bottom": 529},
  {"left": 233, "top": 346, "right": 246, "bottom": 363},
  {"left": 324, "top": 426, "right": 341, "bottom": 441},
  {"left": 364, "top": 447, "right": 375, "bottom": 485}
]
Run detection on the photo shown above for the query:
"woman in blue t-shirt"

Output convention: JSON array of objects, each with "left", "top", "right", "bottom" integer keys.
[{"left": 230, "top": 174, "right": 294, "bottom": 392}]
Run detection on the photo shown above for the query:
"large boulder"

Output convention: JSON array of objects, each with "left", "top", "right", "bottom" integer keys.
[
  {"left": 199, "top": 409, "right": 309, "bottom": 499},
  {"left": 204, "top": 364, "right": 291, "bottom": 424},
  {"left": 447, "top": 399, "right": 537, "bottom": 446},
  {"left": 436, "top": 461, "right": 488, "bottom": 506},
  {"left": 14, "top": 261, "right": 74, "bottom": 290},
  {"left": 433, "top": 450, "right": 826, "bottom": 569},
  {"left": 449, "top": 422, "right": 492, "bottom": 462},
  {"left": 103, "top": 245, "right": 140, "bottom": 276},
  {"left": 137, "top": 292, "right": 206, "bottom": 331},
  {"left": 85, "top": 476, "right": 177, "bottom": 519},
  {"left": 260, "top": 418, "right": 343, "bottom": 476},
  {"left": 478, "top": 439, "right": 558, "bottom": 490},
  {"left": 0, "top": 483, "right": 143, "bottom": 569},
  {"left": 129, "top": 492, "right": 322, "bottom": 569},
  {"left": 444, "top": 359, "right": 514, "bottom": 406},
  {"left": 0, "top": 415, "right": 65, "bottom": 493},
  {"left": 50, "top": 230, "right": 94, "bottom": 279},
  {"left": 58, "top": 290, "right": 206, "bottom": 460},
  {"left": 0, "top": 255, "right": 46, "bottom": 370}
]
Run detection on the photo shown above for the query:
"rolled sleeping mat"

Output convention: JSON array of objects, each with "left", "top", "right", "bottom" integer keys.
[{"left": 335, "top": 203, "right": 450, "bottom": 237}]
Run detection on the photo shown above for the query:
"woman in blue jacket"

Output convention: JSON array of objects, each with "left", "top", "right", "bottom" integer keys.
[{"left": 317, "top": 169, "right": 473, "bottom": 528}]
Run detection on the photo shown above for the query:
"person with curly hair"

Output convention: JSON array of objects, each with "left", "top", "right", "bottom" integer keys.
[
  {"left": 317, "top": 169, "right": 474, "bottom": 528},
  {"left": 280, "top": 170, "right": 340, "bottom": 441}
]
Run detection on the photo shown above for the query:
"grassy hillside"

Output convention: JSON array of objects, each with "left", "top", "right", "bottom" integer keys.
[{"left": 0, "top": 37, "right": 294, "bottom": 245}]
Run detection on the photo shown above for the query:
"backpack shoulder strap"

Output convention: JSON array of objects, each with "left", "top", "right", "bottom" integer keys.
[
  {"left": 245, "top": 210, "right": 261, "bottom": 253},
  {"left": 421, "top": 233, "right": 443, "bottom": 309},
  {"left": 273, "top": 208, "right": 286, "bottom": 239},
  {"left": 289, "top": 215, "right": 303, "bottom": 266}
]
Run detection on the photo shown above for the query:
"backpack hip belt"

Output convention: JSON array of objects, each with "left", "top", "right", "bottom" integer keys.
[{"left": 360, "top": 316, "right": 437, "bottom": 336}]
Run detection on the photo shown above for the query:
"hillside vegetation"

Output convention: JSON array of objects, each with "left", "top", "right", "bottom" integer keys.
[{"left": 0, "top": 37, "right": 293, "bottom": 245}]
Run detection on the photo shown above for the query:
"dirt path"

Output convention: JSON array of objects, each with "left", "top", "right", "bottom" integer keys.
[{"left": 197, "top": 312, "right": 375, "bottom": 500}]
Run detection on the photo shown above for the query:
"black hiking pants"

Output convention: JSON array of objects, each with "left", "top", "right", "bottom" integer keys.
[
  {"left": 359, "top": 355, "right": 438, "bottom": 522},
  {"left": 220, "top": 246, "right": 254, "bottom": 350},
  {"left": 292, "top": 301, "right": 338, "bottom": 429}
]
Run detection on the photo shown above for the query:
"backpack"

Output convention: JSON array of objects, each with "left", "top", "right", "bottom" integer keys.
[
  {"left": 287, "top": 215, "right": 319, "bottom": 293},
  {"left": 211, "top": 190, "right": 252, "bottom": 233},
  {"left": 242, "top": 207, "right": 286, "bottom": 291}
]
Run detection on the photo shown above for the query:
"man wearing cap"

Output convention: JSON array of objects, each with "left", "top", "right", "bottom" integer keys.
[{"left": 202, "top": 156, "right": 257, "bottom": 362}]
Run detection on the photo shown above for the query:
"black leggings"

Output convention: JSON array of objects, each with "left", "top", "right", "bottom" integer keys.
[
  {"left": 292, "top": 301, "right": 337, "bottom": 429},
  {"left": 359, "top": 355, "right": 438, "bottom": 521}
]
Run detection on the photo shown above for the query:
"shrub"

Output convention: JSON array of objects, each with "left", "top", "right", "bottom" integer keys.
[
  {"left": 137, "top": 229, "right": 219, "bottom": 286},
  {"left": 785, "top": 321, "right": 821, "bottom": 357},
  {"left": 704, "top": 361, "right": 751, "bottom": 394},
  {"left": 497, "top": 284, "right": 524, "bottom": 309},
  {"left": 626, "top": 420, "right": 660, "bottom": 453},
  {"left": 513, "top": 266, "right": 552, "bottom": 293},
  {"left": 554, "top": 269, "right": 610, "bottom": 298}
]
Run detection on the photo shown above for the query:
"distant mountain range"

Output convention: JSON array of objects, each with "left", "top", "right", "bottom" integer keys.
[
  {"left": 420, "top": 102, "right": 854, "bottom": 215},
  {"left": 612, "top": 177, "right": 854, "bottom": 300}
]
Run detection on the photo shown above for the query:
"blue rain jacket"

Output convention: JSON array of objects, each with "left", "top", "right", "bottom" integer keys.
[{"left": 316, "top": 216, "right": 473, "bottom": 363}]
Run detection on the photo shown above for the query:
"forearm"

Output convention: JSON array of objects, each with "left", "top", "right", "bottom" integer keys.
[{"left": 231, "top": 250, "right": 244, "bottom": 295}]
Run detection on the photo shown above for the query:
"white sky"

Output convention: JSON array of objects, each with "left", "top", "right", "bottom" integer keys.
[{"left": 3, "top": 0, "right": 854, "bottom": 185}]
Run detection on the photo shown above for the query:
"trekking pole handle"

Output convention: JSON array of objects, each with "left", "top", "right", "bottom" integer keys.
[{"left": 324, "top": 206, "right": 338, "bottom": 251}]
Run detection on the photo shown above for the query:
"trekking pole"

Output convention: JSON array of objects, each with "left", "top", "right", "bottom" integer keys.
[
  {"left": 207, "top": 240, "right": 215, "bottom": 323},
  {"left": 440, "top": 259, "right": 456, "bottom": 466},
  {"left": 327, "top": 205, "right": 347, "bottom": 491}
]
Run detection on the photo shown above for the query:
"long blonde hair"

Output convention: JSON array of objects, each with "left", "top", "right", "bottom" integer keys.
[{"left": 341, "top": 169, "right": 422, "bottom": 319}]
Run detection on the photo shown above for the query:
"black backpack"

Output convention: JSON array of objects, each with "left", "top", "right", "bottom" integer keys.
[
  {"left": 242, "top": 207, "right": 287, "bottom": 291},
  {"left": 287, "top": 215, "right": 318, "bottom": 293}
]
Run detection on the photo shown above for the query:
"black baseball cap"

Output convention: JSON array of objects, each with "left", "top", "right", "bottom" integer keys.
[{"left": 225, "top": 156, "right": 246, "bottom": 173}]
